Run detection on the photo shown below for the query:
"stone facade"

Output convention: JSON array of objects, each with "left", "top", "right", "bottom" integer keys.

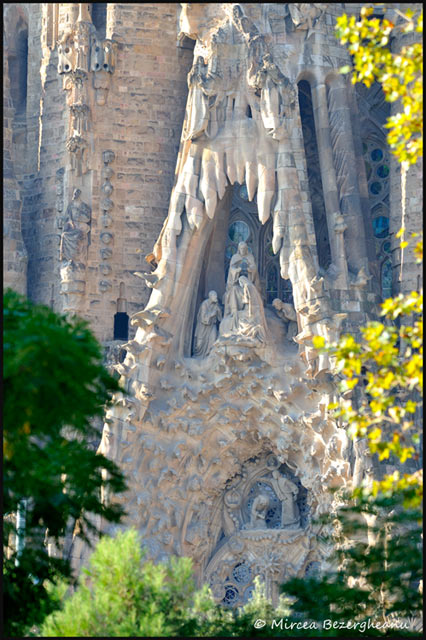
[{"left": 3, "top": 3, "right": 422, "bottom": 604}]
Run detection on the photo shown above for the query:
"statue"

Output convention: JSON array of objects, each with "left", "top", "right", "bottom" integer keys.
[
  {"left": 272, "top": 298, "right": 298, "bottom": 341},
  {"left": 249, "top": 494, "right": 270, "bottom": 529},
  {"left": 219, "top": 243, "right": 268, "bottom": 343},
  {"left": 227, "top": 242, "right": 261, "bottom": 291},
  {"left": 59, "top": 189, "right": 91, "bottom": 264},
  {"left": 271, "top": 470, "right": 300, "bottom": 528},
  {"left": 183, "top": 55, "right": 223, "bottom": 141},
  {"left": 193, "top": 291, "right": 222, "bottom": 357},
  {"left": 287, "top": 4, "right": 325, "bottom": 35},
  {"left": 352, "top": 437, "right": 374, "bottom": 489}
]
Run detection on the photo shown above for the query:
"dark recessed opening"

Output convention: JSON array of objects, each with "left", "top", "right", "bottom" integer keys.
[
  {"left": 91, "top": 3, "right": 107, "bottom": 39},
  {"left": 298, "top": 79, "right": 332, "bottom": 271},
  {"left": 8, "top": 25, "right": 28, "bottom": 117},
  {"left": 113, "top": 312, "right": 129, "bottom": 340}
]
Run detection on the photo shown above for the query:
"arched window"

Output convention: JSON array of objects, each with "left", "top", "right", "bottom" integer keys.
[
  {"left": 357, "top": 82, "right": 392, "bottom": 300},
  {"left": 7, "top": 20, "right": 28, "bottom": 119},
  {"left": 363, "top": 139, "right": 391, "bottom": 299},
  {"left": 298, "top": 80, "right": 331, "bottom": 271}
]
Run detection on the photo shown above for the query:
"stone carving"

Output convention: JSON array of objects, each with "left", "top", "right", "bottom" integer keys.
[
  {"left": 219, "top": 243, "right": 268, "bottom": 343},
  {"left": 193, "top": 291, "right": 222, "bottom": 358},
  {"left": 272, "top": 298, "right": 298, "bottom": 341},
  {"left": 58, "top": 10, "right": 117, "bottom": 178},
  {"left": 293, "top": 275, "right": 347, "bottom": 377},
  {"left": 94, "top": 4, "right": 355, "bottom": 603},
  {"left": 66, "top": 133, "right": 88, "bottom": 176},
  {"left": 287, "top": 4, "right": 326, "bottom": 36},
  {"left": 271, "top": 470, "right": 300, "bottom": 528},
  {"left": 352, "top": 437, "right": 374, "bottom": 489},
  {"left": 59, "top": 188, "right": 91, "bottom": 264},
  {"left": 99, "top": 150, "right": 115, "bottom": 287},
  {"left": 57, "top": 32, "right": 75, "bottom": 74},
  {"left": 55, "top": 168, "right": 65, "bottom": 227},
  {"left": 249, "top": 494, "right": 270, "bottom": 529}
]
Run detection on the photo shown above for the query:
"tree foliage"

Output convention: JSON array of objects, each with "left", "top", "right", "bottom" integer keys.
[
  {"left": 3, "top": 289, "right": 127, "bottom": 636},
  {"left": 283, "top": 5, "right": 424, "bottom": 635},
  {"left": 280, "top": 488, "right": 422, "bottom": 637},
  {"left": 41, "top": 529, "right": 293, "bottom": 638},
  {"left": 336, "top": 6, "right": 423, "bottom": 165}
]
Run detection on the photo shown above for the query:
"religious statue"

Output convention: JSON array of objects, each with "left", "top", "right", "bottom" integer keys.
[
  {"left": 271, "top": 470, "right": 300, "bottom": 528},
  {"left": 219, "top": 243, "right": 268, "bottom": 342},
  {"left": 193, "top": 291, "right": 222, "bottom": 357},
  {"left": 59, "top": 188, "right": 91, "bottom": 264},
  {"left": 228, "top": 242, "right": 261, "bottom": 290},
  {"left": 183, "top": 55, "right": 223, "bottom": 141},
  {"left": 249, "top": 494, "right": 270, "bottom": 529}
]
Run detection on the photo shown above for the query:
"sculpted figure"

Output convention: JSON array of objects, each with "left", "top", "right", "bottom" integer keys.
[
  {"left": 193, "top": 291, "right": 222, "bottom": 357},
  {"left": 228, "top": 242, "right": 261, "bottom": 291},
  {"left": 219, "top": 243, "right": 268, "bottom": 342},
  {"left": 250, "top": 494, "right": 270, "bottom": 529},
  {"left": 74, "top": 21, "right": 92, "bottom": 72},
  {"left": 352, "top": 437, "right": 374, "bottom": 489},
  {"left": 237, "top": 276, "right": 268, "bottom": 342},
  {"left": 287, "top": 4, "right": 325, "bottom": 34},
  {"left": 272, "top": 298, "right": 298, "bottom": 341},
  {"left": 183, "top": 55, "right": 223, "bottom": 141},
  {"left": 271, "top": 470, "right": 300, "bottom": 527},
  {"left": 59, "top": 189, "right": 91, "bottom": 264}
]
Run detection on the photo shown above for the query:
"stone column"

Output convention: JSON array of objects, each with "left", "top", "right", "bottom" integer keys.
[
  {"left": 310, "top": 81, "right": 347, "bottom": 288},
  {"left": 326, "top": 75, "right": 369, "bottom": 274}
]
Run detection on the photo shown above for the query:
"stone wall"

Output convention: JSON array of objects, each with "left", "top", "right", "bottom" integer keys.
[{"left": 7, "top": 3, "right": 193, "bottom": 345}]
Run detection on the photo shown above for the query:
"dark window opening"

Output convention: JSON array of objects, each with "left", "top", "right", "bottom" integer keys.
[
  {"left": 8, "top": 26, "right": 28, "bottom": 118},
  {"left": 298, "top": 80, "right": 331, "bottom": 271},
  {"left": 246, "top": 104, "right": 252, "bottom": 118},
  {"left": 178, "top": 35, "right": 196, "bottom": 51},
  {"left": 91, "top": 3, "right": 107, "bottom": 39},
  {"left": 114, "top": 312, "right": 129, "bottom": 340}
]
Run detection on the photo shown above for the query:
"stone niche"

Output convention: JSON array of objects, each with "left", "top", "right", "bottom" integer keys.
[{"left": 205, "top": 452, "right": 312, "bottom": 607}]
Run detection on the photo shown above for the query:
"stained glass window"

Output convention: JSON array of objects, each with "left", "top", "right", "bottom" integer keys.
[
  {"left": 228, "top": 220, "right": 250, "bottom": 243},
  {"left": 373, "top": 216, "right": 389, "bottom": 238},
  {"left": 371, "top": 148, "right": 383, "bottom": 162},
  {"left": 361, "top": 131, "right": 392, "bottom": 300}
]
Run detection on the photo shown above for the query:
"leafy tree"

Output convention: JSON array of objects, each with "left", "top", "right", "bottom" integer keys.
[
  {"left": 336, "top": 6, "right": 423, "bottom": 165},
  {"left": 41, "top": 528, "right": 293, "bottom": 638},
  {"left": 280, "top": 489, "right": 422, "bottom": 637},
  {"left": 3, "top": 289, "right": 127, "bottom": 636},
  {"left": 278, "top": 5, "right": 423, "bottom": 636},
  {"left": 324, "top": 2, "right": 423, "bottom": 505}
]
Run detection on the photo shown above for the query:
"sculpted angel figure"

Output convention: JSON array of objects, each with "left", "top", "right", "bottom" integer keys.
[
  {"left": 193, "top": 291, "right": 222, "bottom": 357},
  {"left": 271, "top": 470, "right": 300, "bottom": 527}
]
